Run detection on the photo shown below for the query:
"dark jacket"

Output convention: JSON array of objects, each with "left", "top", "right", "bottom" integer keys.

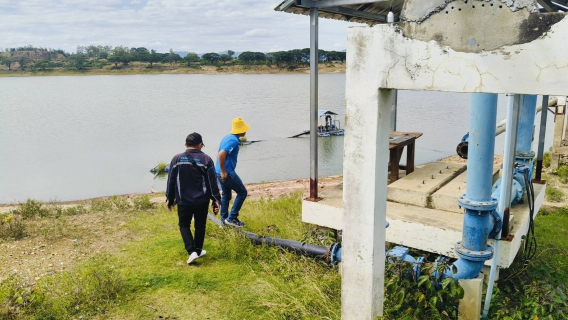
[{"left": 166, "top": 149, "right": 221, "bottom": 206}]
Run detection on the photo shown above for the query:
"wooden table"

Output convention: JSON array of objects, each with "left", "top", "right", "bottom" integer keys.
[{"left": 389, "top": 132, "right": 423, "bottom": 183}]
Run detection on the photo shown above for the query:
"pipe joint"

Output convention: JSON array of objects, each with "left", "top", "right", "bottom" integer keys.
[
  {"left": 516, "top": 151, "right": 535, "bottom": 160},
  {"left": 455, "top": 242, "right": 494, "bottom": 261},
  {"left": 458, "top": 195, "right": 498, "bottom": 212},
  {"left": 329, "top": 243, "right": 342, "bottom": 265}
]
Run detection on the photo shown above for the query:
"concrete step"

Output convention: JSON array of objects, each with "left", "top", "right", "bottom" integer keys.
[
  {"left": 387, "top": 162, "right": 466, "bottom": 207},
  {"left": 430, "top": 165, "right": 501, "bottom": 213}
]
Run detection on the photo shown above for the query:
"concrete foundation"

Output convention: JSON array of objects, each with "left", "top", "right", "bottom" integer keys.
[
  {"left": 458, "top": 273, "right": 485, "bottom": 320},
  {"left": 303, "top": 177, "right": 545, "bottom": 268},
  {"left": 430, "top": 165, "right": 500, "bottom": 213},
  {"left": 387, "top": 162, "right": 466, "bottom": 208}
]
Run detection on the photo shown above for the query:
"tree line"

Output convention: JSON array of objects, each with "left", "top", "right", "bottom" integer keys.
[{"left": 0, "top": 45, "right": 346, "bottom": 72}]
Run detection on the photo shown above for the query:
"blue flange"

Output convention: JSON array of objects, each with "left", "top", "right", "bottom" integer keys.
[
  {"left": 455, "top": 242, "right": 494, "bottom": 261},
  {"left": 458, "top": 195, "right": 498, "bottom": 212}
]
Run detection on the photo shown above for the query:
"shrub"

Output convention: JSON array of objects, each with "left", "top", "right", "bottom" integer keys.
[
  {"left": 154, "top": 161, "right": 168, "bottom": 175},
  {"left": 0, "top": 214, "right": 27, "bottom": 240},
  {"left": 0, "top": 255, "right": 127, "bottom": 319},
  {"left": 13, "top": 199, "right": 50, "bottom": 219},
  {"left": 109, "top": 195, "right": 131, "bottom": 211},
  {"left": 133, "top": 195, "right": 155, "bottom": 211},
  {"left": 543, "top": 152, "right": 551, "bottom": 168},
  {"left": 382, "top": 260, "right": 463, "bottom": 319},
  {"left": 546, "top": 186, "right": 564, "bottom": 202},
  {"left": 90, "top": 198, "right": 113, "bottom": 212},
  {"left": 557, "top": 165, "right": 568, "bottom": 184}
]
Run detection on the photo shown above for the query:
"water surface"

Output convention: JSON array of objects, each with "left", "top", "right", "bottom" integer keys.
[{"left": 0, "top": 74, "right": 554, "bottom": 203}]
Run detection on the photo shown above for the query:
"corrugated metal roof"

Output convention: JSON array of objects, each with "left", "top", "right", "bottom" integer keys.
[
  {"left": 275, "top": 0, "right": 566, "bottom": 25},
  {"left": 274, "top": 0, "right": 406, "bottom": 26}
]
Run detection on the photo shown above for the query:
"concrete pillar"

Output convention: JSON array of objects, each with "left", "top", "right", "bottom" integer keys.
[
  {"left": 342, "top": 87, "right": 392, "bottom": 318},
  {"left": 458, "top": 273, "right": 484, "bottom": 320}
]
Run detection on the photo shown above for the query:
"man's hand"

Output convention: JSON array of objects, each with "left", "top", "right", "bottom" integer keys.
[
  {"left": 220, "top": 171, "right": 228, "bottom": 180},
  {"left": 212, "top": 201, "right": 220, "bottom": 215},
  {"left": 166, "top": 199, "right": 172, "bottom": 212}
]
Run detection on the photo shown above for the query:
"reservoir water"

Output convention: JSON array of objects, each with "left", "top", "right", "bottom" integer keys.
[{"left": 0, "top": 74, "right": 555, "bottom": 203}]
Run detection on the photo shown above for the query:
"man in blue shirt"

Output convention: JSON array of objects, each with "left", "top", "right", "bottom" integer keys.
[{"left": 216, "top": 117, "right": 250, "bottom": 227}]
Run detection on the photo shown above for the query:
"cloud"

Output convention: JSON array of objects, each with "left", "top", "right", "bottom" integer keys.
[
  {"left": 0, "top": 0, "right": 359, "bottom": 53},
  {"left": 244, "top": 28, "right": 275, "bottom": 38}
]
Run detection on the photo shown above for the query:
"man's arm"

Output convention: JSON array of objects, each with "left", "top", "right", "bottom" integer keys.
[
  {"left": 217, "top": 150, "right": 228, "bottom": 180},
  {"left": 165, "top": 157, "right": 177, "bottom": 211}
]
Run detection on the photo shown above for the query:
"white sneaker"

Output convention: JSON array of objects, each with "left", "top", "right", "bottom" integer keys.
[
  {"left": 199, "top": 250, "right": 206, "bottom": 258},
  {"left": 187, "top": 252, "right": 199, "bottom": 265}
]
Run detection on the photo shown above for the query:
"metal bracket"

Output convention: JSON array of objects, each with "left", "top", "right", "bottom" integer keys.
[{"left": 488, "top": 209, "right": 503, "bottom": 238}]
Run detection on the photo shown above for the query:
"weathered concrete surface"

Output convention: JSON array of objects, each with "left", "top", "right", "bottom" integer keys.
[
  {"left": 458, "top": 273, "right": 485, "bottom": 320},
  {"left": 347, "top": 14, "right": 568, "bottom": 95},
  {"left": 430, "top": 165, "right": 500, "bottom": 213},
  {"left": 302, "top": 184, "right": 343, "bottom": 230},
  {"left": 341, "top": 84, "right": 392, "bottom": 318},
  {"left": 401, "top": 7, "right": 563, "bottom": 53},
  {"left": 402, "top": 0, "right": 539, "bottom": 23},
  {"left": 387, "top": 162, "right": 466, "bottom": 207},
  {"left": 300, "top": 182, "right": 544, "bottom": 268}
]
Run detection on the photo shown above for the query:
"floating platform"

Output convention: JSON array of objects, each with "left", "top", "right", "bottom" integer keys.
[{"left": 302, "top": 161, "right": 545, "bottom": 268}]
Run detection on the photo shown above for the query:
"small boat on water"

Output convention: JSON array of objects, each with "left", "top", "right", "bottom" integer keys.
[{"left": 289, "top": 110, "right": 345, "bottom": 138}]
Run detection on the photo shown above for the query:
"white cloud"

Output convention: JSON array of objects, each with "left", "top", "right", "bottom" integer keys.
[
  {"left": 0, "top": 0, "right": 358, "bottom": 53},
  {"left": 244, "top": 28, "right": 275, "bottom": 38}
]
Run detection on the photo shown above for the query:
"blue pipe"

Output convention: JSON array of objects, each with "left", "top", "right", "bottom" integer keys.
[
  {"left": 491, "top": 94, "right": 537, "bottom": 205},
  {"left": 451, "top": 93, "right": 499, "bottom": 279}
]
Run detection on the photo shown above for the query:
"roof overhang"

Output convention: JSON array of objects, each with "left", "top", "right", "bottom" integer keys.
[{"left": 275, "top": 0, "right": 567, "bottom": 26}]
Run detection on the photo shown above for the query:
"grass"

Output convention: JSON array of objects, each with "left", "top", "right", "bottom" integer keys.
[
  {"left": 1, "top": 192, "right": 567, "bottom": 319},
  {"left": 487, "top": 206, "right": 568, "bottom": 319},
  {"left": 546, "top": 185, "right": 564, "bottom": 202}
]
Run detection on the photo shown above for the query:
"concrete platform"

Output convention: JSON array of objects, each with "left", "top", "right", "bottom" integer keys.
[
  {"left": 302, "top": 181, "right": 545, "bottom": 268},
  {"left": 387, "top": 162, "right": 466, "bottom": 208},
  {"left": 430, "top": 165, "right": 501, "bottom": 213}
]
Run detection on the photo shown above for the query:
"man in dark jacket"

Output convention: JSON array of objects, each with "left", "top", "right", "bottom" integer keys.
[{"left": 166, "top": 132, "right": 221, "bottom": 265}]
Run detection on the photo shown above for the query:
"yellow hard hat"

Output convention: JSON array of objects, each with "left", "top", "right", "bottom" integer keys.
[{"left": 231, "top": 117, "right": 250, "bottom": 134}]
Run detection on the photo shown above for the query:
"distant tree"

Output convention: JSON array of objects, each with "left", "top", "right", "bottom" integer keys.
[
  {"left": 318, "top": 49, "right": 328, "bottom": 63},
  {"left": 66, "top": 53, "right": 88, "bottom": 70},
  {"left": 145, "top": 49, "right": 161, "bottom": 68},
  {"left": 109, "top": 46, "right": 133, "bottom": 67},
  {"left": 130, "top": 47, "right": 150, "bottom": 62},
  {"left": 238, "top": 51, "right": 255, "bottom": 66},
  {"left": 13, "top": 54, "right": 30, "bottom": 70},
  {"left": 219, "top": 54, "right": 231, "bottom": 65},
  {"left": 0, "top": 55, "right": 13, "bottom": 70},
  {"left": 201, "top": 52, "right": 219, "bottom": 64},
  {"left": 165, "top": 49, "right": 182, "bottom": 67},
  {"left": 183, "top": 53, "right": 200, "bottom": 67},
  {"left": 227, "top": 50, "right": 235, "bottom": 58}
]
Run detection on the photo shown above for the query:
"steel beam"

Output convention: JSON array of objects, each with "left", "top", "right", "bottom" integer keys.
[
  {"left": 309, "top": 7, "right": 319, "bottom": 201},
  {"left": 278, "top": 0, "right": 295, "bottom": 11},
  {"left": 538, "top": 0, "right": 560, "bottom": 11},
  {"left": 535, "top": 95, "right": 549, "bottom": 181},
  {"left": 299, "top": 0, "right": 387, "bottom": 8},
  {"left": 320, "top": 6, "right": 387, "bottom": 22}
]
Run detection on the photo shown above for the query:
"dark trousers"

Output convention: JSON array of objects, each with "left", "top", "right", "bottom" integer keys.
[{"left": 178, "top": 202, "right": 209, "bottom": 256}]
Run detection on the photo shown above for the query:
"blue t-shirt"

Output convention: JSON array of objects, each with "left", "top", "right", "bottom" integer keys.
[{"left": 215, "top": 134, "right": 240, "bottom": 175}]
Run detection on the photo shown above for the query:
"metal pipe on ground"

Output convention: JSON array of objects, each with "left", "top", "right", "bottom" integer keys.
[{"left": 207, "top": 214, "right": 329, "bottom": 259}]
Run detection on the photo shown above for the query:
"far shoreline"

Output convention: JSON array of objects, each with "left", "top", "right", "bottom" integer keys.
[{"left": 0, "top": 63, "right": 346, "bottom": 77}]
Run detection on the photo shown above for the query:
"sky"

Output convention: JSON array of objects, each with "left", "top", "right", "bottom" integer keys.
[{"left": 0, "top": 0, "right": 362, "bottom": 54}]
